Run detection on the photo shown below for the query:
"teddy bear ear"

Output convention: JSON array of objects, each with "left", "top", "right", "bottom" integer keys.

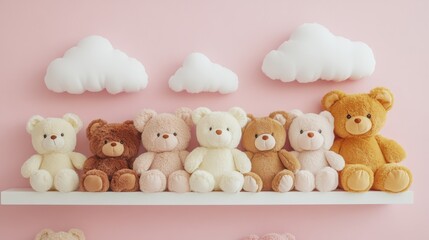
[
  {"left": 192, "top": 107, "right": 211, "bottom": 124},
  {"left": 68, "top": 229, "right": 85, "bottom": 240},
  {"left": 86, "top": 119, "right": 107, "bottom": 139},
  {"left": 269, "top": 111, "right": 288, "bottom": 126},
  {"left": 35, "top": 229, "right": 54, "bottom": 240},
  {"left": 26, "top": 115, "right": 44, "bottom": 134},
  {"left": 288, "top": 109, "right": 303, "bottom": 119},
  {"left": 369, "top": 87, "right": 394, "bottom": 111},
  {"left": 175, "top": 107, "right": 193, "bottom": 127},
  {"left": 322, "top": 90, "right": 346, "bottom": 110},
  {"left": 243, "top": 234, "right": 260, "bottom": 240},
  {"left": 63, "top": 113, "right": 83, "bottom": 133},
  {"left": 229, "top": 107, "right": 247, "bottom": 127},
  {"left": 134, "top": 109, "right": 157, "bottom": 132},
  {"left": 319, "top": 111, "right": 334, "bottom": 126}
]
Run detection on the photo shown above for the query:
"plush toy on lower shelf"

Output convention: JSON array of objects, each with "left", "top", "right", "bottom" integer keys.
[
  {"left": 243, "top": 232, "right": 295, "bottom": 240},
  {"left": 288, "top": 110, "right": 345, "bottom": 192},
  {"left": 241, "top": 111, "right": 300, "bottom": 192},
  {"left": 184, "top": 107, "right": 251, "bottom": 193},
  {"left": 35, "top": 228, "right": 85, "bottom": 240},
  {"left": 21, "top": 114, "right": 86, "bottom": 192},
  {"left": 322, "top": 87, "right": 413, "bottom": 192},
  {"left": 79, "top": 120, "right": 141, "bottom": 192},
  {"left": 133, "top": 108, "right": 193, "bottom": 193}
]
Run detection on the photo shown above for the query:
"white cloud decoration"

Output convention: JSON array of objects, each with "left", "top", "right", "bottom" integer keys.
[
  {"left": 262, "top": 23, "right": 376, "bottom": 83},
  {"left": 168, "top": 52, "right": 238, "bottom": 94},
  {"left": 44, "top": 35, "right": 148, "bottom": 94}
]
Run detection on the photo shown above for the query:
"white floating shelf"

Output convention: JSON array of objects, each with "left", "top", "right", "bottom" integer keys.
[{"left": 0, "top": 188, "right": 413, "bottom": 206}]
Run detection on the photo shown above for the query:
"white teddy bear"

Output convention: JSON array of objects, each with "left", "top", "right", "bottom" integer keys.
[
  {"left": 288, "top": 110, "right": 345, "bottom": 192},
  {"left": 184, "top": 107, "right": 251, "bottom": 193},
  {"left": 21, "top": 114, "right": 86, "bottom": 192}
]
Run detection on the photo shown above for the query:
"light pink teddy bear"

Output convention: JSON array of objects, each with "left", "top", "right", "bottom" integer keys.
[
  {"left": 133, "top": 108, "right": 193, "bottom": 193},
  {"left": 243, "top": 233, "right": 295, "bottom": 240}
]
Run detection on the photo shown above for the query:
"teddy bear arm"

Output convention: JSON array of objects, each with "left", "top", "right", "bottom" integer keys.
[
  {"left": 179, "top": 150, "right": 190, "bottom": 166},
  {"left": 279, "top": 149, "right": 300, "bottom": 172},
  {"left": 330, "top": 139, "right": 344, "bottom": 153},
  {"left": 232, "top": 149, "right": 251, "bottom": 173},
  {"left": 184, "top": 147, "right": 207, "bottom": 173},
  {"left": 325, "top": 151, "right": 345, "bottom": 171},
  {"left": 133, "top": 152, "right": 156, "bottom": 174},
  {"left": 69, "top": 152, "right": 87, "bottom": 170},
  {"left": 375, "top": 135, "right": 406, "bottom": 163},
  {"left": 21, "top": 154, "right": 43, "bottom": 178},
  {"left": 245, "top": 151, "right": 254, "bottom": 160}
]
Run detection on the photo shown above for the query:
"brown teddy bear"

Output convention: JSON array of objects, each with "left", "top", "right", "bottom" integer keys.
[
  {"left": 35, "top": 229, "right": 85, "bottom": 240},
  {"left": 241, "top": 111, "right": 300, "bottom": 192},
  {"left": 322, "top": 87, "right": 412, "bottom": 192},
  {"left": 79, "top": 119, "right": 141, "bottom": 192}
]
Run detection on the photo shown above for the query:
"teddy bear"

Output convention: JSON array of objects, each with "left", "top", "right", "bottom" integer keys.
[
  {"left": 243, "top": 233, "right": 295, "bottom": 240},
  {"left": 288, "top": 110, "right": 345, "bottom": 192},
  {"left": 322, "top": 87, "right": 413, "bottom": 192},
  {"left": 241, "top": 111, "right": 300, "bottom": 192},
  {"left": 184, "top": 107, "right": 251, "bottom": 193},
  {"left": 79, "top": 119, "right": 141, "bottom": 192},
  {"left": 35, "top": 229, "right": 85, "bottom": 240},
  {"left": 133, "top": 108, "right": 193, "bottom": 193},
  {"left": 21, "top": 113, "right": 86, "bottom": 192}
]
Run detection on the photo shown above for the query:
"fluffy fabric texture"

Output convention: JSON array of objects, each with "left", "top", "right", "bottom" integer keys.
[
  {"left": 241, "top": 112, "right": 300, "bottom": 192},
  {"left": 322, "top": 87, "right": 412, "bottom": 192},
  {"left": 45, "top": 35, "right": 148, "bottom": 94},
  {"left": 133, "top": 108, "right": 193, "bottom": 192},
  {"left": 243, "top": 233, "right": 295, "bottom": 240},
  {"left": 184, "top": 107, "right": 251, "bottom": 192},
  {"left": 21, "top": 114, "right": 86, "bottom": 192},
  {"left": 262, "top": 23, "right": 375, "bottom": 83},
  {"left": 288, "top": 110, "right": 345, "bottom": 192},
  {"left": 79, "top": 119, "right": 141, "bottom": 192},
  {"left": 168, "top": 52, "right": 238, "bottom": 94},
  {"left": 35, "top": 229, "right": 85, "bottom": 240}
]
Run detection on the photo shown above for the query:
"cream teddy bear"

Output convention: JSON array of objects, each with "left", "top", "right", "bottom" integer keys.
[
  {"left": 288, "top": 110, "right": 345, "bottom": 192},
  {"left": 185, "top": 107, "right": 251, "bottom": 193},
  {"left": 35, "top": 228, "right": 85, "bottom": 240},
  {"left": 133, "top": 108, "right": 193, "bottom": 193},
  {"left": 21, "top": 114, "right": 86, "bottom": 192}
]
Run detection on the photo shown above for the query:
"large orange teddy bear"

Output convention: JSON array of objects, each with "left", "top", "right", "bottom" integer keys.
[{"left": 322, "top": 87, "right": 412, "bottom": 193}]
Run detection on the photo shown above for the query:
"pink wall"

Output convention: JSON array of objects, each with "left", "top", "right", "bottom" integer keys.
[{"left": 0, "top": 0, "right": 427, "bottom": 239}]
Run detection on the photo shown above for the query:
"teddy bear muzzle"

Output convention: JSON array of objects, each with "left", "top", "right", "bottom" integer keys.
[
  {"left": 345, "top": 116, "right": 372, "bottom": 135},
  {"left": 155, "top": 133, "right": 179, "bottom": 151},
  {"left": 42, "top": 134, "right": 65, "bottom": 150},
  {"left": 102, "top": 141, "right": 125, "bottom": 157},
  {"left": 298, "top": 130, "right": 324, "bottom": 151},
  {"left": 255, "top": 133, "right": 276, "bottom": 151}
]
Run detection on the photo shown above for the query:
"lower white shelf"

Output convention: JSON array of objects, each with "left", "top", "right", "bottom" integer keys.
[{"left": 0, "top": 188, "right": 413, "bottom": 206}]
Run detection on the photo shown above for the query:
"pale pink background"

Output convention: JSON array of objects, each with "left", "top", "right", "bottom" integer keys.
[{"left": 0, "top": 0, "right": 428, "bottom": 239}]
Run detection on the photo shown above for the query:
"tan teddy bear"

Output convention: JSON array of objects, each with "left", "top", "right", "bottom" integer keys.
[
  {"left": 35, "top": 229, "right": 85, "bottom": 240},
  {"left": 322, "top": 87, "right": 412, "bottom": 192}
]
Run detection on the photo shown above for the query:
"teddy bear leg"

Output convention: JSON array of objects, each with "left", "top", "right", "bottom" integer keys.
[
  {"left": 242, "top": 172, "right": 263, "bottom": 192},
  {"left": 138, "top": 169, "right": 166, "bottom": 193},
  {"left": 111, "top": 169, "right": 140, "bottom": 192},
  {"left": 168, "top": 170, "right": 190, "bottom": 193},
  {"left": 54, "top": 169, "right": 79, "bottom": 192},
  {"left": 340, "top": 164, "right": 374, "bottom": 192},
  {"left": 373, "top": 164, "right": 412, "bottom": 193},
  {"left": 219, "top": 171, "right": 244, "bottom": 193},
  {"left": 293, "top": 170, "right": 315, "bottom": 192},
  {"left": 29, "top": 169, "right": 53, "bottom": 192},
  {"left": 315, "top": 167, "right": 338, "bottom": 192},
  {"left": 189, "top": 170, "right": 215, "bottom": 193},
  {"left": 272, "top": 169, "right": 295, "bottom": 192},
  {"left": 80, "top": 169, "right": 109, "bottom": 192}
]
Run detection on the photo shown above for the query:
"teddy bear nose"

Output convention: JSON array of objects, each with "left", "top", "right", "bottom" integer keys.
[
  {"left": 163, "top": 134, "right": 169, "bottom": 139},
  {"left": 50, "top": 135, "right": 57, "bottom": 140},
  {"left": 216, "top": 130, "right": 222, "bottom": 135},
  {"left": 111, "top": 142, "right": 117, "bottom": 147},
  {"left": 354, "top": 118, "right": 361, "bottom": 123},
  {"left": 307, "top": 132, "right": 314, "bottom": 138},
  {"left": 262, "top": 135, "right": 269, "bottom": 140}
]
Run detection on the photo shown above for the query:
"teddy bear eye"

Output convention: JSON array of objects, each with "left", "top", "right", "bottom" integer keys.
[
  {"left": 226, "top": 128, "right": 230, "bottom": 131},
  {"left": 157, "top": 133, "right": 160, "bottom": 137},
  {"left": 300, "top": 130, "right": 304, "bottom": 134},
  {"left": 347, "top": 114, "right": 352, "bottom": 119},
  {"left": 120, "top": 140, "right": 124, "bottom": 144},
  {"left": 104, "top": 140, "right": 108, "bottom": 144},
  {"left": 367, "top": 114, "right": 371, "bottom": 119},
  {"left": 43, "top": 134, "right": 47, "bottom": 138},
  {"left": 173, "top": 132, "right": 177, "bottom": 136},
  {"left": 318, "top": 129, "right": 322, "bottom": 133},
  {"left": 209, "top": 127, "right": 212, "bottom": 131},
  {"left": 255, "top": 134, "right": 258, "bottom": 138},
  {"left": 271, "top": 132, "right": 274, "bottom": 136},
  {"left": 61, "top": 133, "right": 64, "bottom": 137}
]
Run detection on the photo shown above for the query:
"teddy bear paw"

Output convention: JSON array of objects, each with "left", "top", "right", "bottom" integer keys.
[
  {"left": 30, "top": 170, "right": 53, "bottom": 192},
  {"left": 220, "top": 172, "right": 244, "bottom": 193},
  {"left": 347, "top": 170, "right": 372, "bottom": 192},
  {"left": 116, "top": 173, "right": 137, "bottom": 191},
  {"left": 54, "top": 169, "right": 79, "bottom": 192},
  {"left": 243, "top": 175, "right": 259, "bottom": 192},
  {"left": 189, "top": 170, "right": 215, "bottom": 193},
  {"left": 278, "top": 175, "right": 294, "bottom": 192},
  {"left": 83, "top": 175, "right": 104, "bottom": 192},
  {"left": 140, "top": 170, "right": 166, "bottom": 193},
  {"left": 315, "top": 167, "right": 338, "bottom": 192},
  {"left": 294, "top": 171, "right": 315, "bottom": 192},
  {"left": 168, "top": 170, "right": 190, "bottom": 193},
  {"left": 383, "top": 169, "right": 411, "bottom": 193}
]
